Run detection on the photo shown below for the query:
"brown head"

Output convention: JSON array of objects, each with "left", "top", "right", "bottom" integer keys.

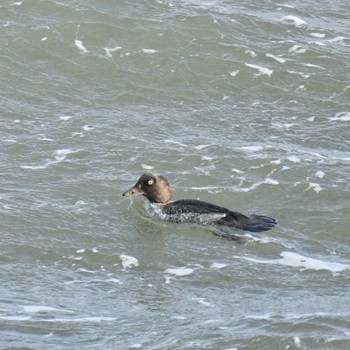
[{"left": 122, "top": 172, "right": 173, "bottom": 204}]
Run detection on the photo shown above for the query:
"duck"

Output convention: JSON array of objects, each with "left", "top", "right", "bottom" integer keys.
[{"left": 122, "top": 172, "right": 277, "bottom": 239}]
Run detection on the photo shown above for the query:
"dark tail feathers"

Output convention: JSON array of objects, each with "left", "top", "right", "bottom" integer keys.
[{"left": 242, "top": 215, "right": 277, "bottom": 232}]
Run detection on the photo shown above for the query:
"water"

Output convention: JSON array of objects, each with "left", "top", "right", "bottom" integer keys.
[{"left": 1, "top": 0, "right": 350, "bottom": 348}]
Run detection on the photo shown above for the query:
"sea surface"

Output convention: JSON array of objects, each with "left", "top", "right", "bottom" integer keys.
[{"left": 1, "top": 0, "right": 350, "bottom": 349}]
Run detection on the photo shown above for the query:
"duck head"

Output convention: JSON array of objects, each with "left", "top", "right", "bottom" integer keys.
[{"left": 122, "top": 172, "right": 173, "bottom": 204}]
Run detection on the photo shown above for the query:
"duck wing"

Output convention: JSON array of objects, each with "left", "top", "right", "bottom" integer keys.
[
  {"left": 163, "top": 199, "right": 276, "bottom": 232},
  {"left": 162, "top": 199, "right": 226, "bottom": 223}
]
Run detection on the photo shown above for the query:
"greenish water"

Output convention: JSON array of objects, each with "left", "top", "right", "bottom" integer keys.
[{"left": 1, "top": 0, "right": 350, "bottom": 349}]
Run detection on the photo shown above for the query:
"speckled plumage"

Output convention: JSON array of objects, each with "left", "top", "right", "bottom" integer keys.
[{"left": 123, "top": 172, "right": 277, "bottom": 233}]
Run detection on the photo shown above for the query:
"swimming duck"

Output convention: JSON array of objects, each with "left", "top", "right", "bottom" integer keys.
[{"left": 122, "top": 172, "right": 277, "bottom": 238}]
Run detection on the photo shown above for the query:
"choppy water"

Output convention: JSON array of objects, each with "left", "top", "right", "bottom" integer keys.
[{"left": 1, "top": 0, "right": 350, "bottom": 349}]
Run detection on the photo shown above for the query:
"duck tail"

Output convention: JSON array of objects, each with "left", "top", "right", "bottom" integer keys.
[{"left": 242, "top": 215, "right": 277, "bottom": 232}]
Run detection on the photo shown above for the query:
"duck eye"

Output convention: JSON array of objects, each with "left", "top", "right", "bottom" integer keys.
[{"left": 147, "top": 179, "right": 155, "bottom": 186}]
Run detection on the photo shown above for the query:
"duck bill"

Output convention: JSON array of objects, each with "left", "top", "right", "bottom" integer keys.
[{"left": 122, "top": 184, "right": 144, "bottom": 198}]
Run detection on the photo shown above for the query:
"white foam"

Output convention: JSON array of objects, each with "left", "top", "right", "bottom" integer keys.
[
  {"left": 53, "top": 316, "right": 117, "bottom": 323},
  {"left": 23, "top": 305, "right": 61, "bottom": 313},
  {"left": 21, "top": 161, "right": 55, "bottom": 170},
  {"left": 329, "top": 112, "right": 350, "bottom": 122},
  {"left": 294, "top": 337, "right": 301, "bottom": 348},
  {"left": 38, "top": 135, "right": 53, "bottom": 142},
  {"left": 229, "top": 70, "right": 239, "bottom": 77},
  {"left": 70, "top": 256, "right": 83, "bottom": 261},
  {"left": 288, "top": 45, "right": 307, "bottom": 54},
  {"left": 164, "top": 139, "right": 187, "bottom": 147},
  {"left": 245, "top": 63, "right": 273, "bottom": 77},
  {"left": 196, "top": 298, "right": 215, "bottom": 308},
  {"left": 243, "top": 251, "right": 350, "bottom": 273},
  {"left": 74, "top": 39, "right": 88, "bottom": 53},
  {"left": 65, "top": 278, "right": 122, "bottom": 285},
  {"left": 141, "top": 48, "right": 158, "bottom": 54},
  {"left": 270, "top": 159, "right": 281, "bottom": 165},
  {"left": 304, "top": 182, "right": 323, "bottom": 193},
  {"left": 82, "top": 125, "right": 94, "bottom": 131},
  {"left": 141, "top": 163, "right": 154, "bottom": 170},
  {"left": 231, "top": 168, "right": 244, "bottom": 174},
  {"left": 315, "top": 170, "right": 325, "bottom": 178},
  {"left": 265, "top": 178, "right": 279, "bottom": 185},
  {"left": 288, "top": 70, "right": 309, "bottom": 78},
  {"left": 120, "top": 254, "right": 139, "bottom": 270},
  {"left": 77, "top": 268, "right": 95, "bottom": 274},
  {"left": 0, "top": 315, "right": 31, "bottom": 321},
  {"left": 202, "top": 319, "right": 223, "bottom": 325},
  {"left": 53, "top": 148, "right": 79, "bottom": 161},
  {"left": 328, "top": 36, "right": 346, "bottom": 43},
  {"left": 310, "top": 32, "right": 326, "bottom": 38},
  {"left": 190, "top": 186, "right": 220, "bottom": 191},
  {"left": 211, "top": 262, "right": 227, "bottom": 269},
  {"left": 22, "top": 148, "right": 80, "bottom": 169},
  {"left": 239, "top": 145, "right": 266, "bottom": 152},
  {"left": 282, "top": 15, "right": 307, "bottom": 27},
  {"left": 72, "top": 132, "right": 84, "bottom": 137},
  {"left": 104, "top": 46, "right": 122, "bottom": 58},
  {"left": 164, "top": 267, "right": 194, "bottom": 276},
  {"left": 238, "top": 177, "right": 279, "bottom": 193},
  {"left": 245, "top": 49, "right": 256, "bottom": 57},
  {"left": 303, "top": 65, "right": 320, "bottom": 71},
  {"left": 4, "top": 139, "right": 16, "bottom": 144},
  {"left": 75, "top": 200, "right": 87, "bottom": 206},
  {"left": 105, "top": 278, "right": 123, "bottom": 284},
  {"left": 245, "top": 313, "right": 272, "bottom": 320},
  {"left": 171, "top": 315, "right": 186, "bottom": 320},
  {"left": 277, "top": 3, "right": 295, "bottom": 9},
  {"left": 202, "top": 155, "right": 215, "bottom": 161},
  {"left": 287, "top": 156, "right": 301, "bottom": 163},
  {"left": 195, "top": 144, "right": 212, "bottom": 150},
  {"left": 266, "top": 53, "right": 286, "bottom": 63}
]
